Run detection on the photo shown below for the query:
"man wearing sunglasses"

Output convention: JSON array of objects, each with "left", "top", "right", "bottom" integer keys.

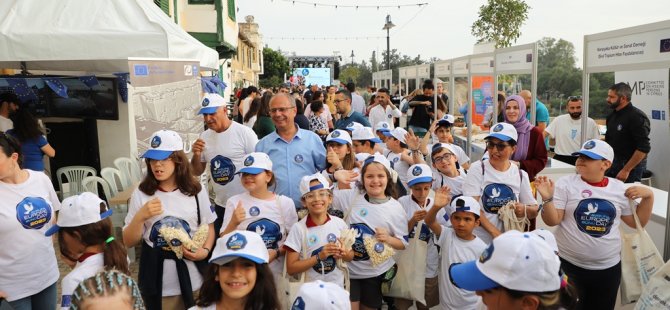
[{"left": 544, "top": 96, "right": 600, "bottom": 165}]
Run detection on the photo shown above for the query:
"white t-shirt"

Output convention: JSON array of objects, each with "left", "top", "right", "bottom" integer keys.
[
  {"left": 545, "top": 114, "right": 600, "bottom": 156},
  {"left": 397, "top": 195, "right": 439, "bottom": 278},
  {"left": 553, "top": 175, "right": 632, "bottom": 269},
  {"left": 222, "top": 192, "right": 297, "bottom": 274},
  {"left": 188, "top": 306, "right": 215, "bottom": 310},
  {"left": 432, "top": 169, "right": 467, "bottom": 227},
  {"left": 0, "top": 170, "right": 61, "bottom": 301},
  {"left": 0, "top": 115, "right": 12, "bottom": 132},
  {"left": 436, "top": 228, "right": 487, "bottom": 310},
  {"left": 427, "top": 142, "right": 470, "bottom": 167},
  {"left": 283, "top": 216, "right": 349, "bottom": 287},
  {"left": 351, "top": 93, "right": 366, "bottom": 115},
  {"left": 369, "top": 105, "right": 401, "bottom": 130},
  {"left": 463, "top": 160, "right": 536, "bottom": 244},
  {"left": 331, "top": 189, "right": 409, "bottom": 279},
  {"left": 240, "top": 97, "right": 253, "bottom": 118},
  {"left": 384, "top": 150, "right": 410, "bottom": 191},
  {"left": 60, "top": 253, "right": 104, "bottom": 309},
  {"left": 243, "top": 115, "right": 257, "bottom": 129},
  {"left": 124, "top": 188, "right": 216, "bottom": 296},
  {"left": 199, "top": 122, "right": 258, "bottom": 205}
]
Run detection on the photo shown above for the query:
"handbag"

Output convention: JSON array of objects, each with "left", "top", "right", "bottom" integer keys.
[
  {"left": 620, "top": 200, "right": 665, "bottom": 304},
  {"left": 276, "top": 223, "right": 308, "bottom": 310},
  {"left": 386, "top": 220, "right": 428, "bottom": 305},
  {"left": 635, "top": 259, "right": 670, "bottom": 309}
]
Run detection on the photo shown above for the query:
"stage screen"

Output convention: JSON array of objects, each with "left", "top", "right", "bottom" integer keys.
[{"left": 291, "top": 68, "right": 331, "bottom": 87}]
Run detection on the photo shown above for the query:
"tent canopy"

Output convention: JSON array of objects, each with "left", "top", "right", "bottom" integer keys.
[{"left": 0, "top": 0, "right": 219, "bottom": 72}]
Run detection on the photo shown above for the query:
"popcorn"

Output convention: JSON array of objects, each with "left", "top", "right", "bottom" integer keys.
[
  {"left": 363, "top": 235, "right": 395, "bottom": 267},
  {"left": 159, "top": 224, "right": 209, "bottom": 259}
]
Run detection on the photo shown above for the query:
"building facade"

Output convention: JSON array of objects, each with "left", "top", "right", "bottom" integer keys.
[{"left": 231, "top": 16, "right": 264, "bottom": 88}]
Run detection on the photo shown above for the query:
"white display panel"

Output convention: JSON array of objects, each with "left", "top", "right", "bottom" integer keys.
[{"left": 291, "top": 68, "right": 331, "bottom": 86}]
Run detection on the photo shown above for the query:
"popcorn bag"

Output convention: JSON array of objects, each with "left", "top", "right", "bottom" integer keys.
[
  {"left": 159, "top": 224, "right": 209, "bottom": 259},
  {"left": 363, "top": 235, "right": 395, "bottom": 267}
]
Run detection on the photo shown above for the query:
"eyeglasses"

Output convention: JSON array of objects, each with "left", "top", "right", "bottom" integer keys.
[
  {"left": 269, "top": 107, "right": 294, "bottom": 114},
  {"left": 567, "top": 96, "right": 582, "bottom": 101},
  {"left": 303, "top": 190, "right": 331, "bottom": 201},
  {"left": 334, "top": 99, "right": 349, "bottom": 104},
  {"left": 432, "top": 153, "right": 454, "bottom": 163},
  {"left": 486, "top": 141, "right": 510, "bottom": 151}
]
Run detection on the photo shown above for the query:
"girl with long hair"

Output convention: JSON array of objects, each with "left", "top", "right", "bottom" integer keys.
[
  {"left": 7, "top": 108, "right": 55, "bottom": 171},
  {"left": 323, "top": 129, "right": 357, "bottom": 188}
]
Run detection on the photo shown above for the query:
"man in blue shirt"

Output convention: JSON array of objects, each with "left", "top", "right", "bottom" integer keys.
[
  {"left": 333, "top": 89, "right": 371, "bottom": 130},
  {"left": 521, "top": 89, "right": 550, "bottom": 148},
  {"left": 255, "top": 93, "right": 327, "bottom": 207}
]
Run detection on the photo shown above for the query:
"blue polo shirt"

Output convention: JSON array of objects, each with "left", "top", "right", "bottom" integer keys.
[
  {"left": 334, "top": 110, "right": 371, "bottom": 130},
  {"left": 525, "top": 99, "right": 550, "bottom": 125},
  {"left": 255, "top": 126, "right": 327, "bottom": 207}
]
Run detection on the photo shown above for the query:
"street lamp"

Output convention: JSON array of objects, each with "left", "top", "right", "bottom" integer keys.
[
  {"left": 382, "top": 14, "right": 395, "bottom": 70},
  {"left": 350, "top": 50, "right": 355, "bottom": 65}
]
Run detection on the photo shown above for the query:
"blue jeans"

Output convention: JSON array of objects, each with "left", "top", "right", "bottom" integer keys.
[
  {"left": 606, "top": 157, "right": 647, "bottom": 183},
  {"left": 9, "top": 281, "right": 57, "bottom": 310}
]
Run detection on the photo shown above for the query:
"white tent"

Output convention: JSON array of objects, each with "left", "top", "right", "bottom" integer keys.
[{"left": 0, "top": 0, "right": 219, "bottom": 72}]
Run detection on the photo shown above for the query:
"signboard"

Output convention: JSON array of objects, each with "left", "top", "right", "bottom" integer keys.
[
  {"left": 470, "top": 55, "right": 494, "bottom": 74},
  {"left": 129, "top": 59, "right": 199, "bottom": 87},
  {"left": 417, "top": 64, "right": 431, "bottom": 78},
  {"left": 586, "top": 27, "right": 670, "bottom": 69},
  {"left": 434, "top": 60, "right": 451, "bottom": 76},
  {"left": 495, "top": 49, "right": 534, "bottom": 72},
  {"left": 453, "top": 58, "right": 469, "bottom": 76},
  {"left": 291, "top": 68, "right": 331, "bottom": 87}
]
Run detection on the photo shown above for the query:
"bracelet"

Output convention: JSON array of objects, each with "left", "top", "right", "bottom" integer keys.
[
  {"left": 542, "top": 197, "right": 553, "bottom": 204},
  {"left": 334, "top": 166, "right": 344, "bottom": 172}
]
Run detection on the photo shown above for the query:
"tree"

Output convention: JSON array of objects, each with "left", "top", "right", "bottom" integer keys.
[
  {"left": 536, "top": 37, "right": 582, "bottom": 114},
  {"left": 338, "top": 65, "right": 361, "bottom": 85},
  {"left": 379, "top": 49, "right": 425, "bottom": 82},
  {"left": 370, "top": 51, "right": 379, "bottom": 73},
  {"left": 259, "top": 47, "right": 289, "bottom": 87},
  {"left": 471, "top": 0, "right": 530, "bottom": 48}
]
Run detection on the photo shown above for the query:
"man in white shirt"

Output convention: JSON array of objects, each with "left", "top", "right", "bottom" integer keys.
[
  {"left": 0, "top": 92, "right": 19, "bottom": 132},
  {"left": 346, "top": 82, "right": 366, "bottom": 115},
  {"left": 367, "top": 88, "right": 401, "bottom": 130},
  {"left": 544, "top": 96, "right": 600, "bottom": 165}
]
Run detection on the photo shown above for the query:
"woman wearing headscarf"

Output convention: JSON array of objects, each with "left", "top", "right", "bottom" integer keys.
[{"left": 503, "top": 95, "right": 547, "bottom": 181}]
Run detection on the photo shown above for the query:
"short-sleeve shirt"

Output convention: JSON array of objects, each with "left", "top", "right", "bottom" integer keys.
[
  {"left": 60, "top": 253, "right": 104, "bottom": 309},
  {"left": 436, "top": 228, "right": 486, "bottom": 309},
  {"left": 7, "top": 130, "right": 49, "bottom": 171},
  {"left": 545, "top": 115, "right": 601, "bottom": 156},
  {"left": 334, "top": 110, "right": 371, "bottom": 130}
]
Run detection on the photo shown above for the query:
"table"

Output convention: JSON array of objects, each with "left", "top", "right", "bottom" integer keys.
[{"left": 109, "top": 183, "right": 137, "bottom": 206}]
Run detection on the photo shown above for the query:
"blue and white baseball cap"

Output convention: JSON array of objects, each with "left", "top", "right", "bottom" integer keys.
[
  {"left": 382, "top": 127, "right": 408, "bottom": 144},
  {"left": 299, "top": 173, "right": 332, "bottom": 197},
  {"left": 447, "top": 196, "right": 481, "bottom": 217},
  {"left": 431, "top": 143, "right": 457, "bottom": 157},
  {"left": 291, "top": 280, "right": 351, "bottom": 310},
  {"left": 345, "top": 122, "right": 364, "bottom": 132},
  {"left": 351, "top": 127, "right": 382, "bottom": 143},
  {"left": 375, "top": 121, "right": 391, "bottom": 132},
  {"left": 407, "top": 164, "right": 433, "bottom": 187},
  {"left": 449, "top": 230, "right": 561, "bottom": 292},
  {"left": 436, "top": 114, "right": 455, "bottom": 127},
  {"left": 572, "top": 139, "right": 613, "bottom": 162},
  {"left": 210, "top": 230, "right": 269, "bottom": 265},
  {"left": 141, "top": 130, "right": 183, "bottom": 160},
  {"left": 355, "top": 152, "right": 372, "bottom": 162},
  {"left": 238, "top": 152, "right": 273, "bottom": 175},
  {"left": 362, "top": 153, "right": 393, "bottom": 176},
  {"left": 486, "top": 122, "right": 518, "bottom": 142},
  {"left": 45, "top": 192, "right": 112, "bottom": 236},
  {"left": 198, "top": 93, "right": 227, "bottom": 115},
  {"left": 326, "top": 130, "right": 352, "bottom": 145}
]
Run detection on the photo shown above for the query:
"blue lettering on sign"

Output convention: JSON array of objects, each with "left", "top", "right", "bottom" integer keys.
[
  {"left": 573, "top": 198, "right": 616, "bottom": 238},
  {"left": 350, "top": 223, "right": 375, "bottom": 261},
  {"left": 481, "top": 183, "right": 516, "bottom": 214},
  {"left": 149, "top": 216, "right": 191, "bottom": 248},
  {"left": 247, "top": 219, "right": 282, "bottom": 249},
  {"left": 409, "top": 222, "right": 433, "bottom": 242},
  {"left": 311, "top": 247, "right": 336, "bottom": 274},
  {"left": 210, "top": 155, "right": 236, "bottom": 186},
  {"left": 16, "top": 197, "right": 52, "bottom": 230},
  {"left": 134, "top": 64, "right": 149, "bottom": 76}
]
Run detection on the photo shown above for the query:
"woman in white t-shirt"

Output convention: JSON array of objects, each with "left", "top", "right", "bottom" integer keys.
[
  {"left": 0, "top": 134, "right": 61, "bottom": 309},
  {"left": 535, "top": 139, "right": 653, "bottom": 310},
  {"left": 123, "top": 130, "right": 217, "bottom": 310},
  {"left": 462, "top": 123, "right": 538, "bottom": 244}
]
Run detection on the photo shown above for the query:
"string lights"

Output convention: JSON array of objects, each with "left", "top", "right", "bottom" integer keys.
[
  {"left": 265, "top": 36, "right": 384, "bottom": 41},
  {"left": 272, "top": 0, "right": 429, "bottom": 9}
]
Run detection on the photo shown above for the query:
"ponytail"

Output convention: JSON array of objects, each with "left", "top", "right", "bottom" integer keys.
[{"left": 102, "top": 231, "right": 130, "bottom": 275}]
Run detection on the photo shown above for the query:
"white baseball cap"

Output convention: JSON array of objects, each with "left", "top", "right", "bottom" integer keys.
[
  {"left": 237, "top": 152, "right": 273, "bottom": 174},
  {"left": 448, "top": 196, "right": 481, "bottom": 217},
  {"left": 210, "top": 230, "right": 269, "bottom": 265},
  {"left": 345, "top": 122, "right": 364, "bottom": 132},
  {"left": 407, "top": 164, "right": 433, "bottom": 187},
  {"left": 362, "top": 153, "right": 393, "bottom": 176},
  {"left": 198, "top": 93, "right": 226, "bottom": 115},
  {"left": 291, "top": 280, "right": 351, "bottom": 310},
  {"left": 326, "top": 129, "right": 352, "bottom": 145},
  {"left": 572, "top": 139, "right": 614, "bottom": 162},
  {"left": 449, "top": 230, "right": 561, "bottom": 292},
  {"left": 375, "top": 121, "right": 391, "bottom": 132},
  {"left": 45, "top": 192, "right": 112, "bottom": 236},
  {"left": 299, "top": 173, "right": 332, "bottom": 197},
  {"left": 436, "top": 114, "right": 455, "bottom": 127},
  {"left": 351, "top": 127, "right": 382, "bottom": 143},
  {"left": 355, "top": 152, "right": 371, "bottom": 162},
  {"left": 431, "top": 143, "right": 458, "bottom": 158},
  {"left": 486, "top": 122, "right": 518, "bottom": 142},
  {"left": 532, "top": 229, "right": 559, "bottom": 255},
  {"left": 382, "top": 127, "right": 408, "bottom": 144},
  {"left": 141, "top": 130, "right": 184, "bottom": 160}
]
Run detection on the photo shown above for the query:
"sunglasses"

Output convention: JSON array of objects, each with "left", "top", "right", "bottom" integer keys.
[
  {"left": 567, "top": 96, "right": 582, "bottom": 101},
  {"left": 486, "top": 141, "right": 510, "bottom": 151}
]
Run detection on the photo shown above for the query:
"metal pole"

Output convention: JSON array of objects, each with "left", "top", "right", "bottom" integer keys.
[{"left": 386, "top": 28, "right": 390, "bottom": 70}]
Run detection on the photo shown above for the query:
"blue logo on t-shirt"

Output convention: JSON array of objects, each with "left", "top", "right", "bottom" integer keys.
[
  {"left": 247, "top": 219, "right": 282, "bottom": 249},
  {"left": 479, "top": 243, "right": 495, "bottom": 263},
  {"left": 292, "top": 296, "right": 306, "bottom": 310},
  {"left": 481, "top": 183, "right": 516, "bottom": 214},
  {"left": 573, "top": 198, "right": 616, "bottom": 238},
  {"left": 350, "top": 223, "right": 375, "bottom": 261},
  {"left": 149, "top": 216, "right": 191, "bottom": 248},
  {"left": 15, "top": 197, "right": 52, "bottom": 230},
  {"left": 311, "top": 247, "right": 336, "bottom": 274},
  {"left": 249, "top": 206, "right": 260, "bottom": 216},
  {"left": 150, "top": 136, "right": 161, "bottom": 148},
  {"left": 307, "top": 234, "right": 318, "bottom": 247},
  {"left": 409, "top": 222, "right": 433, "bottom": 242},
  {"left": 210, "top": 155, "right": 236, "bottom": 186}
]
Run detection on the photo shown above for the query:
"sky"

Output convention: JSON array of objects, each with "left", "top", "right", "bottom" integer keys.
[{"left": 237, "top": 0, "right": 670, "bottom": 68}]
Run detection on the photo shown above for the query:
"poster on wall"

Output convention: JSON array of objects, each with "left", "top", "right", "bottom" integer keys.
[
  {"left": 615, "top": 69, "right": 670, "bottom": 190},
  {"left": 471, "top": 76, "right": 494, "bottom": 127},
  {"left": 291, "top": 68, "right": 331, "bottom": 87}
]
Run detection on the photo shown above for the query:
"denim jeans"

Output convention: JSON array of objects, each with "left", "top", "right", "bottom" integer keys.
[
  {"left": 606, "top": 157, "right": 647, "bottom": 183},
  {"left": 9, "top": 281, "right": 57, "bottom": 310}
]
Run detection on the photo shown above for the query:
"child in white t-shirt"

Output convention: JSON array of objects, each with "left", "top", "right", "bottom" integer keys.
[
  {"left": 284, "top": 173, "right": 354, "bottom": 287},
  {"left": 431, "top": 143, "right": 468, "bottom": 227},
  {"left": 422, "top": 114, "right": 471, "bottom": 170},
  {"left": 426, "top": 192, "right": 487, "bottom": 310},
  {"left": 382, "top": 127, "right": 415, "bottom": 195},
  {"left": 395, "top": 164, "right": 440, "bottom": 310},
  {"left": 46, "top": 192, "right": 129, "bottom": 310}
]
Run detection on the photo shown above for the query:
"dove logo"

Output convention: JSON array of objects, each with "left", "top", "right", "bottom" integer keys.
[
  {"left": 210, "top": 155, "right": 236, "bottom": 186},
  {"left": 493, "top": 124, "right": 504, "bottom": 132},
  {"left": 248, "top": 219, "right": 281, "bottom": 249},
  {"left": 244, "top": 156, "right": 254, "bottom": 167},
  {"left": 311, "top": 247, "right": 336, "bottom": 274},
  {"left": 292, "top": 297, "right": 306, "bottom": 310},
  {"left": 412, "top": 166, "right": 423, "bottom": 176},
  {"left": 350, "top": 223, "right": 374, "bottom": 261},
  {"left": 374, "top": 242, "right": 385, "bottom": 253},
  {"left": 201, "top": 98, "right": 210, "bottom": 107},
  {"left": 584, "top": 140, "right": 596, "bottom": 150},
  {"left": 359, "top": 208, "right": 368, "bottom": 217},
  {"left": 570, "top": 129, "right": 577, "bottom": 140},
  {"left": 617, "top": 124, "right": 623, "bottom": 131},
  {"left": 16, "top": 197, "right": 52, "bottom": 230},
  {"left": 327, "top": 233, "right": 337, "bottom": 243},
  {"left": 226, "top": 233, "right": 247, "bottom": 250},
  {"left": 150, "top": 136, "right": 162, "bottom": 148},
  {"left": 482, "top": 184, "right": 515, "bottom": 214},
  {"left": 574, "top": 198, "right": 616, "bottom": 237},
  {"left": 479, "top": 243, "right": 495, "bottom": 263},
  {"left": 387, "top": 114, "right": 392, "bottom": 119},
  {"left": 331, "top": 130, "right": 341, "bottom": 138},
  {"left": 383, "top": 123, "right": 388, "bottom": 128},
  {"left": 249, "top": 206, "right": 260, "bottom": 216},
  {"left": 294, "top": 154, "right": 304, "bottom": 163},
  {"left": 302, "top": 68, "right": 309, "bottom": 76},
  {"left": 581, "top": 190, "right": 592, "bottom": 198},
  {"left": 149, "top": 216, "right": 191, "bottom": 248},
  {"left": 307, "top": 234, "right": 318, "bottom": 246}
]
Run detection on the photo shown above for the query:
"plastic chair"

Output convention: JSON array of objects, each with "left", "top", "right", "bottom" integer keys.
[
  {"left": 101, "top": 167, "right": 123, "bottom": 197},
  {"left": 114, "top": 157, "right": 142, "bottom": 188},
  {"left": 56, "top": 166, "right": 97, "bottom": 199},
  {"left": 641, "top": 170, "right": 653, "bottom": 187}
]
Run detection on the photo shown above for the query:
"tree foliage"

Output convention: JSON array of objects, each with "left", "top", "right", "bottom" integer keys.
[
  {"left": 379, "top": 49, "right": 425, "bottom": 82},
  {"left": 471, "top": 0, "right": 530, "bottom": 48},
  {"left": 535, "top": 37, "right": 582, "bottom": 115},
  {"left": 259, "top": 47, "right": 289, "bottom": 87}
]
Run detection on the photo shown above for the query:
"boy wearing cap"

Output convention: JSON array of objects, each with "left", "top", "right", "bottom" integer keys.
[
  {"left": 383, "top": 127, "right": 416, "bottom": 194},
  {"left": 426, "top": 191, "right": 486, "bottom": 310},
  {"left": 422, "top": 114, "right": 470, "bottom": 170},
  {"left": 374, "top": 121, "right": 391, "bottom": 151},
  {"left": 351, "top": 127, "right": 382, "bottom": 157},
  {"left": 395, "top": 164, "right": 440, "bottom": 310},
  {"left": 284, "top": 174, "right": 353, "bottom": 287}
]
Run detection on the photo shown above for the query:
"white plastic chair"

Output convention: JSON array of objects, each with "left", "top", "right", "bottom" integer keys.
[
  {"left": 101, "top": 167, "right": 123, "bottom": 197},
  {"left": 114, "top": 157, "right": 142, "bottom": 188},
  {"left": 56, "top": 166, "right": 97, "bottom": 199}
]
